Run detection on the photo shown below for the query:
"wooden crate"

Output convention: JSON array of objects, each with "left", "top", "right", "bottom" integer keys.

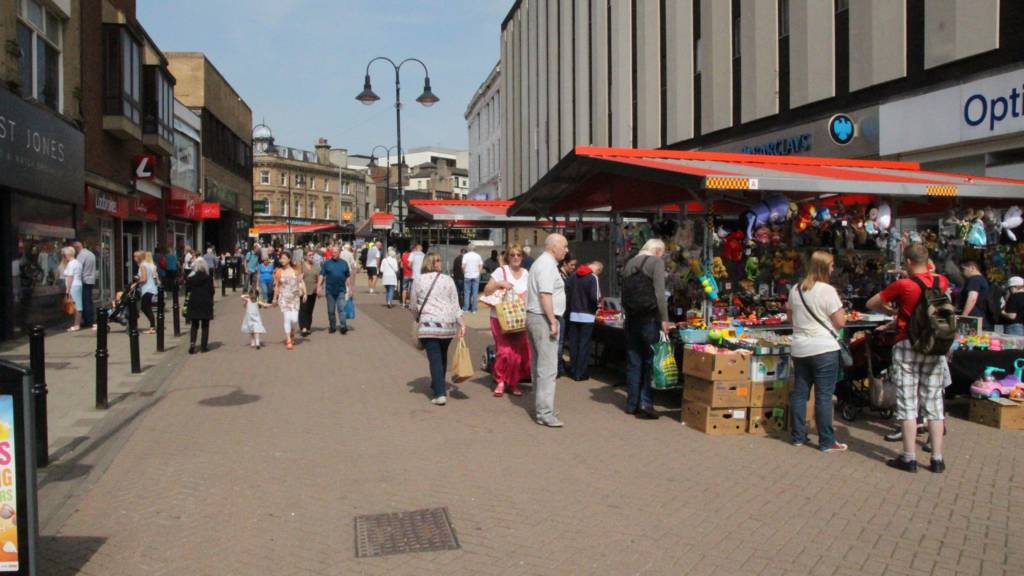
[{"left": 970, "top": 398, "right": 1024, "bottom": 430}]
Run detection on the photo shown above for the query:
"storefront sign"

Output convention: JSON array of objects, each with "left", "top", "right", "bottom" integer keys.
[
  {"left": 85, "top": 186, "right": 129, "bottom": 218},
  {"left": 827, "top": 114, "right": 856, "bottom": 146},
  {"left": 134, "top": 155, "right": 156, "bottom": 180},
  {"left": 880, "top": 68, "right": 1024, "bottom": 155},
  {"left": 741, "top": 134, "right": 812, "bottom": 156},
  {"left": 248, "top": 227, "right": 258, "bottom": 238},
  {"left": 204, "top": 177, "right": 239, "bottom": 210},
  {"left": 167, "top": 188, "right": 201, "bottom": 220},
  {"left": 199, "top": 202, "right": 221, "bottom": 219},
  {"left": 128, "top": 195, "right": 161, "bottom": 221},
  {"left": 0, "top": 88, "right": 84, "bottom": 203},
  {"left": 707, "top": 107, "right": 879, "bottom": 159}
]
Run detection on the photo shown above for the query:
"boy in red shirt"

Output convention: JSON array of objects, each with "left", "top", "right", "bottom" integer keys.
[
  {"left": 400, "top": 249, "right": 413, "bottom": 308},
  {"left": 866, "top": 243, "right": 950, "bottom": 474}
]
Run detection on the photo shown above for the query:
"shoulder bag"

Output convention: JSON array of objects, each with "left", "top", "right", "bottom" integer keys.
[
  {"left": 411, "top": 273, "right": 442, "bottom": 350},
  {"left": 797, "top": 285, "right": 854, "bottom": 368}
]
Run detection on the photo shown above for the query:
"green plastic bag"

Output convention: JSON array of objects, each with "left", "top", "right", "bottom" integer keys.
[{"left": 651, "top": 333, "right": 679, "bottom": 390}]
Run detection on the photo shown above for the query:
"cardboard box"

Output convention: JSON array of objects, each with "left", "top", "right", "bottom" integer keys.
[
  {"left": 750, "top": 355, "right": 790, "bottom": 383},
  {"left": 970, "top": 397, "right": 1024, "bottom": 430},
  {"left": 681, "top": 402, "right": 748, "bottom": 435},
  {"left": 682, "top": 349, "right": 750, "bottom": 382},
  {"left": 749, "top": 406, "right": 788, "bottom": 435},
  {"left": 683, "top": 377, "right": 751, "bottom": 408},
  {"left": 750, "top": 380, "right": 790, "bottom": 407}
]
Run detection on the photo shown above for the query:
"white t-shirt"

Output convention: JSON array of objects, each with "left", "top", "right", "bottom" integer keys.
[
  {"left": 490, "top": 265, "right": 529, "bottom": 318},
  {"left": 461, "top": 251, "right": 484, "bottom": 279},
  {"left": 366, "top": 247, "right": 380, "bottom": 268},
  {"left": 63, "top": 259, "right": 83, "bottom": 288},
  {"left": 789, "top": 282, "right": 843, "bottom": 358},
  {"left": 526, "top": 252, "right": 566, "bottom": 316},
  {"left": 410, "top": 251, "right": 425, "bottom": 279}
]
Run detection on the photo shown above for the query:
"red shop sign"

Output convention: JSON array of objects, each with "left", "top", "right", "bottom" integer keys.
[
  {"left": 167, "top": 187, "right": 201, "bottom": 219},
  {"left": 129, "top": 194, "right": 161, "bottom": 221},
  {"left": 85, "top": 186, "right": 128, "bottom": 218},
  {"left": 199, "top": 202, "right": 221, "bottom": 219}
]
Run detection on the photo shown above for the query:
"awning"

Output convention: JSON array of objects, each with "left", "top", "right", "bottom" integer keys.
[
  {"left": 510, "top": 146, "right": 1024, "bottom": 217},
  {"left": 354, "top": 212, "right": 395, "bottom": 237},
  {"left": 252, "top": 223, "right": 341, "bottom": 235},
  {"left": 406, "top": 199, "right": 619, "bottom": 228}
]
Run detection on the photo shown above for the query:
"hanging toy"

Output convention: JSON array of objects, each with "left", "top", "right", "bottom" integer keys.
[
  {"left": 711, "top": 257, "right": 728, "bottom": 279},
  {"left": 795, "top": 204, "right": 816, "bottom": 232},
  {"left": 1002, "top": 206, "right": 1023, "bottom": 241},
  {"left": 698, "top": 267, "right": 720, "bottom": 302},
  {"left": 753, "top": 226, "right": 772, "bottom": 245},
  {"left": 815, "top": 207, "right": 832, "bottom": 229},
  {"left": 722, "top": 230, "right": 744, "bottom": 262},
  {"left": 876, "top": 202, "right": 892, "bottom": 232},
  {"left": 744, "top": 195, "right": 792, "bottom": 241},
  {"left": 745, "top": 256, "right": 759, "bottom": 281},
  {"left": 967, "top": 217, "right": 987, "bottom": 247}
]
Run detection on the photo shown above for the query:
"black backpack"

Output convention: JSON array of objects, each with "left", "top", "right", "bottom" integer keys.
[
  {"left": 622, "top": 256, "right": 659, "bottom": 318},
  {"left": 907, "top": 275, "right": 957, "bottom": 356}
]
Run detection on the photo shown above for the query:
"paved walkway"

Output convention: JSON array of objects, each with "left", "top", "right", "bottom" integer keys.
[{"left": 35, "top": 280, "right": 1024, "bottom": 576}]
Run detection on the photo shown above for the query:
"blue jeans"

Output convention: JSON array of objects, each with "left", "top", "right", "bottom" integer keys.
[
  {"left": 462, "top": 278, "right": 480, "bottom": 311},
  {"left": 385, "top": 285, "right": 396, "bottom": 305},
  {"left": 260, "top": 280, "right": 274, "bottom": 303},
  {"left": 568, "top": 321, "right": 595, "bottom": 380},
  {"left": 790, "top": 351, "right": 841, "bottom": 450},
  {"left": 1006, "top": 324, "right": 1024, "bottom": 336},
  {"left": 421, "top": 337, "right": 452, "bottom": 398},
  {"left": 325, "top": 291, "right": 348, "bottom": 330},
  {"left": 625, "top": 317, "right": 660, "bottom": 412}
]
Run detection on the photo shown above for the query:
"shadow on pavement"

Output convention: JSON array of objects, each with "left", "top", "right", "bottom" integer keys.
[
  {"left": 406, "top": 377, "right": 432, "bottom": 399},
  {"left": 38, "top": 536, "right": 107, "bottom": 576},
  {"left": 198, "top": 388, "right": 261, "bottom": 408}
]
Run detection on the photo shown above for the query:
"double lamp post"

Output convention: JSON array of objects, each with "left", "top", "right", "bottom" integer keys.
[{"left": 356, "top": 57, "right": 439, "bottom": 236}]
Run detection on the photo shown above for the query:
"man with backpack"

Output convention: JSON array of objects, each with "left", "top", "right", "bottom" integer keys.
[
  {"left": 621, "top": 239, "right": 672, "bottom": 420},
  {"left": 867, "top": 243, "right": 954, "bottom": 474}
]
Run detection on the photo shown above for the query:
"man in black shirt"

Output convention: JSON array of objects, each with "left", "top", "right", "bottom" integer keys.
[
  {"left": 958, "top": 260, "right": 991, "bottom": 329},
  {"left": 1001, "top": 276, "right": 1024, "bottom": 335}
]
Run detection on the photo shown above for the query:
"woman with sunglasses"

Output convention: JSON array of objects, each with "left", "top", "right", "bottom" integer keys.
[{"left": 482, "top": 244, "right": 532, "bottom": 397}]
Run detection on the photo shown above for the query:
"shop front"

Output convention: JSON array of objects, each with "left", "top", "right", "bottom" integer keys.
[
  {"left": 166, "top": 187, "right": 202, "bottom": 256},
  {"left": 0, "top": 88, "right": 85, "bottom": 339},
  {"left": 203, "top": 176, "right": 250, "bottom": 252},
  {"left": 81, "top": 186, "right": 127, "bottom": 307},
  {"left": 122, "top": 194, "right": 161, "bottom": 285}
]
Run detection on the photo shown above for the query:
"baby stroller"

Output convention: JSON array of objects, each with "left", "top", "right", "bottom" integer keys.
[
  {"left": 835, "top": 328, "right": 897, "bottom": 422},
  {"left": 106, "top": 285, "right": 140, "bottom": 326}
]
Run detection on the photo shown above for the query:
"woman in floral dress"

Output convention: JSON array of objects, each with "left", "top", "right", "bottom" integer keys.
[{"left": 273, "top": 252, "right": 306, "bottom": 349}]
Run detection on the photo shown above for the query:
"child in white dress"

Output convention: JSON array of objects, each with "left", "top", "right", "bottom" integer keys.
[{"left": 241, "top": 286, "right": 271, "bottom": 348}]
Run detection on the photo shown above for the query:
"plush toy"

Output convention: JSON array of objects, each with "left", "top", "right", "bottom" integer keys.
[
  {"left": 722, "top": 230, "right": 745, "bottom": 262},
  {"left": 745, "top": 256, "right": 759, "bottom": 281},
  {"left": 745, "top": 195, "right": 792, "bottom": 240},
  {"left": 865, "top": 207, "right": 880, "bottom": 236},
  {"left": 674, "top": 219, "right": 696, "bottom": 248},
  {"left": 816, "top": 207, "right": 832, "bottom": 229},
  {"left": 967, "top": 217, "right": 987, "bottom": 247},
  {"left": 989, "top": 250, "right": 1008, "bottom": 283},
  {"left": 753, "top": 226, "right": 772, "bottom": 245},
  {"left": 1002, "top": 206, "right": 1023, "bottom": 241},
  {"left": 876, "top": 202, "right": 892, "bottom": 232},
  {"left": 711, "top": 257, "right": 728, "bottom": 279},
  {"left": 698, "top": 266, "right": 720, "bottom": 301},
  {"left": 795, "top": 204, "right": 816, "bottom": 232},
  {"left": 770, "top": 228, "right": 784, "bottom": 246}
]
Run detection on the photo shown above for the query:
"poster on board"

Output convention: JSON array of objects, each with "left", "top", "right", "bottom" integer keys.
[{"left": 0, "top": 395, "right": 17, "bottom": 572}]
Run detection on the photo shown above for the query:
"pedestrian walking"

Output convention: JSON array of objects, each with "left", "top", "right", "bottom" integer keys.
[
  {"left": 622, "top": 239, "right": 671, "bottom": 420},
  {"left": 185, "top": 258, "right": 215, "bottom": 354},
  {"left": 401, "top": 247, "right": 414, "bottom": 307},
  {"left": 482, "top": 244, "right": 531, "bottom": 397},
  {"left": 522, "top": 245, "right": 534, "bottom": 270},
  {"left": 341, "top": 243, "right": 359, "bottom": 276},
  {"left": 245, "top": 244, "right": 260, "bottom": 292},
  {"left": 61, "top": 246, "right": 83, "bottom": 331},
  {"left": 788, "top": 250, "right": 848, "bottom": 452},
  {"left": 318, "top": 248, "right": 353, "bottom": 334},
  {"left": 567, "top": 261, "right": 603, "bottom": 381},
  {"left": 412, "top": 252, "right": 465, "bottom": 406},
  {"left": 240, "top": 285, "right": 269, "bottom": 349},
  {"left": 452, "top": 248, "right": 466, "bottom": 310},
  {"left": 526, "top": 234, "right": 569, "bottom": 427},
  {"left": 183, "top": 247, "right": 195, "bottom": 273},
  {"left": 273, "top": 252, "right": 306, "bottom": 350},
  {"left": 299, "top": 250, "right": 320, "bottom": 337},
  {"left": 258, "top": 256, "right": 275, "bottom": 303},
  {"left": 867, "top": 243, "right": 952, "bottom": 473},
  {"left": 461, "top": 248, "right": 484, "bottom": 313},
  {"left": 381, "top": 247, "right": 400, "bottom": 308},
  {"left": 366, "top": 241, "right": 381, "bottom": 294},
  {"left": 132, "top": 251, "right": 160, "bottom": 334},
  {"left": 73, "top": 240, "right": 97, "bottom": 329}
]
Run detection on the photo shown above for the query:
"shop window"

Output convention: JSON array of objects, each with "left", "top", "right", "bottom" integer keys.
[
  {"left": 259, "top": 170, "right": 270, "bottom": 185},
  {"left": 16, "top": 0, "right": 63, "bottom": 112},
  {"left": 143, "top": 66, "right": 174, "bottom": 142},
  {"left": 103, "top": 25, "right": 142, "bottom": 124}
]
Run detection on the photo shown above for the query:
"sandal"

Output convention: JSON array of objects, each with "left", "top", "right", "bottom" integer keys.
[
  {"left": 510, "top": 385, "right": 523, "bottom": 397},
  {"left": 286, "top": 340, "right": 293, "bottom": 350},
  {"left": 66, "top": 326, "right": 80, "bottom": 332},
  {"left": 493, "top": 382, "right": 505, "bottom": 397}
]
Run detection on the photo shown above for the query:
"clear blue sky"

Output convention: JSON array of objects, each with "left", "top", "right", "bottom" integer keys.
[{"left": 139, "top": 0, "right": 509, "bottom": 156}]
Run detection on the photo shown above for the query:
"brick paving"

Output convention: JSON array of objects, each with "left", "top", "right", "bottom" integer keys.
[{"left": 37, "top": 283, "right": 1024, "bottom": 575}]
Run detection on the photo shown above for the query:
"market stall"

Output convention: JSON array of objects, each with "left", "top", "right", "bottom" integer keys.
[{"left": 511, "top": 146, "right": 1024, "bottom": 433}]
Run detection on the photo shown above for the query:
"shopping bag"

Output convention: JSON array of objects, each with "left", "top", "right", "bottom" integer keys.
[
  {"left": 495, "top": 293, "right": 527, "bottom": 333},
  {"left": 344, "top": 296, "right": 356, "bottom": 320},
  {"left": 452, "top": 337, "right": 474, "bottom": 382},
  {"left": 651, "top": 333, "right": 679, "bottom": 390}
]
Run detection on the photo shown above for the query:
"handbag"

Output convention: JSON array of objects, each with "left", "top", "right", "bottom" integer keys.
[
  {"left": 411, "top": 273, "right": 442, "bottom": 350},
  {"left": 797, "top": 285, "right": 854, "bottom": 368},
  {"left": 63, "top": 296, "right": 76, "bottom": 316},
  {"left": 495, "top": 291, "right": 527, "bottom": 334},
  {"left": 452, "top": 337, "right": 474, "bottom": 382}
]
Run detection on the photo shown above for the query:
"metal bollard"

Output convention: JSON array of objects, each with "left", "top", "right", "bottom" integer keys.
[
  {"left": 221, "top": 266, "right": 227, "bottom": 297},
  {"left": 156, "top": 287, "right": 165, "bottom": 352},
  {"left": 29, "top": 325, "right": 49, "bottom": 468},
  {"left": 172, "top": 285, "right": 181, "bottom": 337},
  {"left": 127, "top": 291, "right": 141, "bottom": 374},
  {"left": 95, "top": 308, "right": 109, "bottom": 409}
]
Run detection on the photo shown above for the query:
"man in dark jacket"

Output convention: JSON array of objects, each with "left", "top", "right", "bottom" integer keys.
[
  {"left": 567, "top": 262, "right": 603, "bottom": 381},
  {"left": 452, "top": 248, "right": 466, "bottom": 309},
  {"left": 623, "top": 239, "right": 671, "bottom": 420}
]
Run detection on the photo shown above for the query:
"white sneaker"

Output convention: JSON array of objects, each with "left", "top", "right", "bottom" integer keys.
[{"left": 431, "top": 396, "right": 447, "bottom": 406}]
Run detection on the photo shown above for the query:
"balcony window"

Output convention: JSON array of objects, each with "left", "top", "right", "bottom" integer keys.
[
  {"left": 295, "top": 201, "right": 302, "bottom": 218},
  {"left": 259, "top": 170, "right": 269, "bottom": 184},
  {"left": 310, "top": 177, "right": 316, "bottom": 190},
  {"left": 324, "top": 180, "right": 330, "bottom": 192},
  {"left": 103, "top": 26, "right": 142, "bottom": 124},
  {"left": 310, "top": 201, "right": 317, "bottom": 220},
  {"left": 281, "top": 199, "right": 287, "bottom": 216},
  {"left": 325, "top": 203, "right": 331, "bottom": 221},
  {"left": 16, "top": 0, "right": 63, "bottom": 112},
  {"left": 280, "top": 172, "right": 287, "bottom": 185},
  {"left": 143, "top": 66, "right": 174, "bottom": 143}
]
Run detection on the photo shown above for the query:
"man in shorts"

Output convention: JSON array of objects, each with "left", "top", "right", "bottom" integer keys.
[
  {"left": 365, "top": 241, "right": 381, "bottom": 294},
  {"left": 866, "top": 243, "right": 950, "bottom": 474}
]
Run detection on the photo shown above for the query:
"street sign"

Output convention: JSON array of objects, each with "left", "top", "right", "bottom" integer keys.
[
  {"left": 133, "top": 155, "right": 156, "bottom": 180},
  {"left": 199, "top": 202, "right": 221, "bottom": 219}
]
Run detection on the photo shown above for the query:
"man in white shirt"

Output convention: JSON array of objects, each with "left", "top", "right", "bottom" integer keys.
[
  {"left": 526, "top": 233, "right": 570, "bottom": 427},
  {"left": 410, "top": 244, "right": 425, "bottom": 281},
  {"left": 365, "top": 242, "right": 381, "bottom": 294},
  {"left": 73, "top": 240, "right": 97, "bottom": 329},
  {"left": 460, "top": 249, "right": 484, "bottom": 312}
]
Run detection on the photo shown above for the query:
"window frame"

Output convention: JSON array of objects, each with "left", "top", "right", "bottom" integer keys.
[
  {"left": 259, "top": 170, "right": 270, "bottom": 185},
  {"left": 103, "top": 25, "right": 142, "bottom": 124},
  {"left": 143, "top": 65, "right": 174, "bottom": 142},
  {"left": 16, "top": 0, "right": 64, "bottom": 112}
]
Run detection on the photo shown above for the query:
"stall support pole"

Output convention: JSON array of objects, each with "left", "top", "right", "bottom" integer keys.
[
  {"left": 156, "top": 287, "right": 165, "bottom": 352},
  {"left": 127, "top": 291, "right": 141, "bottom": 374},
  {"left": 30, "top": 325, "right": 49, "bottom": 468},
  {"left": 172, "top": 285, "right": 181, "bottom": 337},
  {"left": 95, "top": 309, "right": 109, "bottom": 409}
]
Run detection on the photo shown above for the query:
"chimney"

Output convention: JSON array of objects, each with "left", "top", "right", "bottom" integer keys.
[
  {"left": 315, "top": 137, "right": 330, "bottom": 165},
  {"left": 328, "top": 147, "right": 349, "bottom": 168}
]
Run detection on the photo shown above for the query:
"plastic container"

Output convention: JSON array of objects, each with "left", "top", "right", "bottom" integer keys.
[{"left": 680, "top": 328, "right": 709, "bottom": 344}]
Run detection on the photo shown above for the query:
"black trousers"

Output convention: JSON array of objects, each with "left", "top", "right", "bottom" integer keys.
[
  {"left": 299, "top": 294, "right": 317, "bottom": 332},
  {"left": 81, "top": 282, "right": 96, "bottom": 327},
  {"left": 140, "top": 293, "right": 156, "bottom": 328},
  {"left": 189, "top": 319, "right": 210, "bottom": 349}
]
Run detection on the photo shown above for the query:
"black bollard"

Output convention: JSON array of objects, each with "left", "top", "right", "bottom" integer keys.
[
  {"left": 156, "top": 287, "right": 165, "bottom": 352},
  {"left": 221, "top": 265, "right": 227, "bottom": 297},
  {"left": 172, "top": 285, "right": 181, "bottom": 337},
  {"left": 232, "top": 261, "right": 239, "bottom": 292},
  {"left": 95, "top": 308, "right": 109, "bottom": 409},
  {"left": 29, "top": 325, "right": 49, "bottom": 468},
  {"left": 127, "top": 291, "right": 141, "bottom": 374}
]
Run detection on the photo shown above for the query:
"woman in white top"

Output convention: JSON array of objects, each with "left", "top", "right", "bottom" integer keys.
[
  {"left": 62, "top": 246, "right": 83, "bottom": 331},
  {"left": 132, "top": 251, "right": 160, "bottom": 334},
  {"left": 788, "top": 250, "right": 848, "bottom": 453},
  {"left": 411, "top": 253, "right": 465, "bottom": 406},
  {"left": 482, "top": 244, "right": 531, "bottom": 397},
  {"left": 380, "top": 247, "right": 400, "bottom": 308}
]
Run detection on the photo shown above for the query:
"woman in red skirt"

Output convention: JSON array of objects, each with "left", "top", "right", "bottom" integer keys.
[{"left": 482, "top": 244, "right": 532, "bottom": 397}]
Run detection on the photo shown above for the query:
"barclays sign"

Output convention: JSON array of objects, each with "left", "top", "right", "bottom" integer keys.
[{"left": 741, "top": 134, "right": 812, "bottom": 156}]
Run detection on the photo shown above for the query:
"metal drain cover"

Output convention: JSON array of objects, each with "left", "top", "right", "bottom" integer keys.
[{"left": 355, "top": 507, "right": 460, "bottom": 558}]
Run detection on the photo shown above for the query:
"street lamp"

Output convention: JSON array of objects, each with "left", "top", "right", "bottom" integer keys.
[
  {"left": 369, "top": 144, "right": 401, "bottom": 217},
  {"left": 356, "top": 57, "right": 439, "bottom": 235}
]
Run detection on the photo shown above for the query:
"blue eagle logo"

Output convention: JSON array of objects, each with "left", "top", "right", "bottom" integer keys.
[{"left": 830, "top": 115, "right": 854, "bottom": 144}]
